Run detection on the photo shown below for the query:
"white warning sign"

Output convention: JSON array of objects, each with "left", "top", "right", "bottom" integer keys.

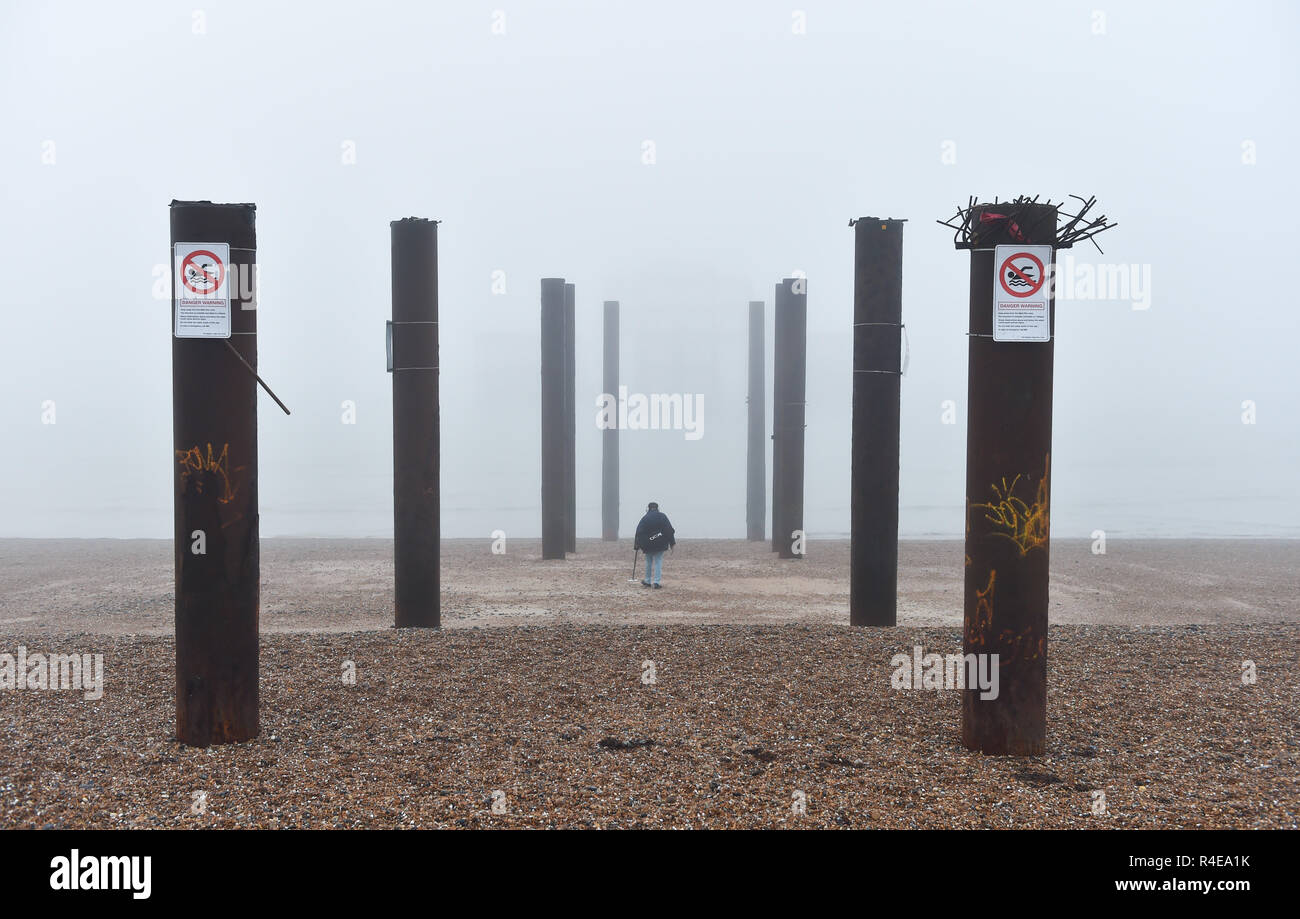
[
  {"left": 173, "top": 242, "right": 230, "bottom": 338},
  {"left": 993, "top": 244, "right": 1052, "bottom": 342}
]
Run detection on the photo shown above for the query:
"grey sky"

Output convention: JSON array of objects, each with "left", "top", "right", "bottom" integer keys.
[{"left": 2, "top": 0, "right": 1297, "bottom": 539}]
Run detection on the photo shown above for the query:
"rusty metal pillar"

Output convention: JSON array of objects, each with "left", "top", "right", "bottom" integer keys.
[
  {"left": 776, "top": 277, "right": 807, "bottom": 559},
  {"left": 746, "top": 300, "right": 765, "bottom": 541},
  {"left": 564, "top": 282, "right": 577, "bottom": 553},
  {"left": 170, "top": 200, "right": 259, "bottom": 746},
  {"left": 601, "top": 300, "right": 619, "bottom": 541},
  {"left": 960, "top": 202, "right": 1057, "bottom": 755},
  {"left": 390, "top": 217, "right": 440, "bottom": 628},
  {"left": 850, "top": 219, "right": 905, "bottom": 626},
  {"left": 541, "top": 278, "right": 567, "bottom": 559},
  {"left": 770, "top": 283, "right": 785, "bottom": 553}
]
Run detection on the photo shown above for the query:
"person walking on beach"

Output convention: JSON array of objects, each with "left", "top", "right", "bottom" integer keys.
[{"left": 634, "top": 501, "right": 676, "bottom": 589}]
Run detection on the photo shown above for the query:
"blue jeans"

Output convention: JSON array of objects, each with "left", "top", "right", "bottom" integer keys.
[{"left": 643, "top": 551, "right": 664, "bottom": 585}]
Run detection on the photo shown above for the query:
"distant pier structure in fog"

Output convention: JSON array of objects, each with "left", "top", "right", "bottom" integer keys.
[
  {"left": 772, "top": 277, "right": 807, "bottom": 559},
  {"left": 390, "top": 216, "right": 441, "bottom": 628},
  {"left": 540, "top": 278, "right": 567, "bottom": 560},
  {"left": 563, "top": 283, "right": 577, "bottom": 554},
  {"left": 602, "top": 300, "right": 620, "bottom": 541},
  {"left": 746, "top": 300, "right": 765, "bottom": 541},
  {"left": 849, "top": 217, "right": 904, "bottom": 628}
]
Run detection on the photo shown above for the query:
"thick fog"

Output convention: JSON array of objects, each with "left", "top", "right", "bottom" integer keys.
[{"left": 2, "top": 1, "right": 1296, "bottom": 539}]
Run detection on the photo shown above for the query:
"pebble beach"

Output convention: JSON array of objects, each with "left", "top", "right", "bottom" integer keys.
[{"left": 1, "top": 538, "right": 1296, "bottom": 829}]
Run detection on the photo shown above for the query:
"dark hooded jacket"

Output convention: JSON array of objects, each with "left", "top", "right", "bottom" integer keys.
[{"left": 634, "top": 510, "right": 676, "bottom": 554}]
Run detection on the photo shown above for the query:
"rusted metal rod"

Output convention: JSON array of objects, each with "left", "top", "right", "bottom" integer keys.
[
  {"left": 390, "top": 217, "right": 440, "bottom": 628},
  {"left": 959, "top": 201, "right": 1056, "bottom": 755},
  {"left": 601, "top": 300, "right": 619, "bottom": 541},
  {"left": 221, "top": 340, "right": 290, "bottom": 415},
  {"left": 746, "top": 300, "right": 766, "bottom": 541},
  {"left": 170, "top": 199, "right": 259, "bottom": 747},
  {"left": 850, "top": 218, "right": 905, "bottom": 626},
  {"left": 540, "top": 278, "right": 566, "bottom": 560}
]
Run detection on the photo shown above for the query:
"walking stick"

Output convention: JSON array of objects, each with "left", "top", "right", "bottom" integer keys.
[{"left": 630, "top": 547, "right": 639, "bottom": 582}]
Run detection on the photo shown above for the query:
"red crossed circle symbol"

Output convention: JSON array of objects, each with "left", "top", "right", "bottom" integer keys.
[
  {"left": 181, "top": 249, "right": 225, "bottom": 295},
  {"left": 998, "top": 251, "right": 1046, "bottom": 298}
]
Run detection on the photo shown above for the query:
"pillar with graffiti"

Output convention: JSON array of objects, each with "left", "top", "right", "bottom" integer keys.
[{"left": 940, "top": 195, "right": 1115, "bottom": 754}]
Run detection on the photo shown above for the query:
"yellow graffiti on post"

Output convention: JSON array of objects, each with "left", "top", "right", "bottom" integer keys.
[
  {"left": 966, "top": 568, "right": 995, "bottom": 648},
  {"left": 972, "top": 453, "right": 1050, "bottom": 555},
  {"left": 176, "top": 443, "right": 238, "bottom": 504},
  {"left": 997, "top": 627, "right": 1046, "bottom": 666}
]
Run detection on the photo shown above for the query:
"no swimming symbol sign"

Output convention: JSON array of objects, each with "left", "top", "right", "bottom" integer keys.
[
  {"left": 173, "top": 242, "right": 230, "bottom": 338},
  {"left": 993, "top": 244, "right": 1052, "bottom": 342}
]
